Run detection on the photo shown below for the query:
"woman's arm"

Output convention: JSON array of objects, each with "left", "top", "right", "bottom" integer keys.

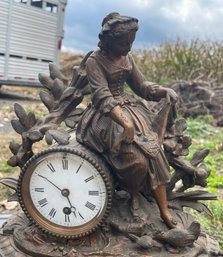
[
  {"left": 86, "top": 56, "right": 120, "bottom": 113},
  {"left": 126, "top": 55, "right": 177, "bottom": 103}
]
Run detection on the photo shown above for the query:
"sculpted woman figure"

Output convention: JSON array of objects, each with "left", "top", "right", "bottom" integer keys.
[{"left": 76, "top": 12, "right": 178, "bottom": 228}]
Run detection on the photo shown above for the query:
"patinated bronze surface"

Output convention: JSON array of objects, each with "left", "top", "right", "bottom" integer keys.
[{"left": 0, "top": 12, "right": 222, "bottom": 257}]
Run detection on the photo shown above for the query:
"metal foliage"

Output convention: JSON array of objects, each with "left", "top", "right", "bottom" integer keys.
[{"left": 164, "top": 118, "right": 216, "bottom": 215}]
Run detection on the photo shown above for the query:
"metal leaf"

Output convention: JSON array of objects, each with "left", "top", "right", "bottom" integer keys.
[
  {"left": 163, "top": 138, "right": 177, "bottom": 152},
  {"left": 45, "top": 131, "right": 53, "bottom": 145},
  {"left": 191, "top": 149, "right": 210, "bottom": 166},
  {"left": 60, "top": 87, "right": 76, "bottom": 101},
  {"left": 14, "top": 103, "right": 26, "bottom": 121},
  {"left": 9, "top": 141, "right": 20, "bottom": 155},
  {"left": 39, "top": 123, "right": 56, "bottom": 134},
  {"left": 40, "top": 91, "right": 54, "bottom": 111},
  {"left": 49, "top": 62, "right": 61, "bottom": 80},
  {"left": 25, "top": 112, "right": 37, "bottom": 129},
  {"left": 11, "top": 120, "right": 26, "bottom": 134},
  {"left": 8, "top": 193, "right": 19, "bottom": 202},
  {"left": 182, "top": 192, "right": 217, "bottom": 201},
  {"left": 180, "top": 201, "right": 213, "bottom": 216},
  {"left": 180, "top": 135, "right": 192, "bottom": 148},
  {"left": 168, "top": 190, "right": 217, "bottom": 201},
  {"left": 48, "top": 129, "right": 70, "bottom": 145},
  {"left": 64, "top": 118, "right": 77, "bottom": 128},
  {"left": 67, "top": 107, "right": 85, "bottom": 116},
  {"left": 68, "top": 51, "right": 92, "bottom": 88},
  {"left": 7, "top": 156, "right": 18, "bottom": 167},
  {"left": 175, "top": 118, "right": 187, "bottom": 136},
  {"left": 0, "top": 177, "right": 18, "bottom": 191},
  {"left": 65, "top": 108, "right": 84, "bottom": 127},
  {"left": 51, "top": 78, "right": 65, "bottom": 100},
  {"left": 27, "top": 130, "right": 43, "bottom": 141},
  {"left": 173, "top": 147, "right": 189, "bottom": 156},
  {"left": 39, "top": 73, "right": 54, "bottom": 89}
]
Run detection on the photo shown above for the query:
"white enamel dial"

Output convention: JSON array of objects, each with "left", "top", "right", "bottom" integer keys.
[{"left": 18, "top": 148, "right": 112, "bottom": 238}]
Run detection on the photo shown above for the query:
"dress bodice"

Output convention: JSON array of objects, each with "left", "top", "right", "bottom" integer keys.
[
  {"left": 94, "top": 50, "right": 132, "bottom": 97},
  {"left": 85, "top": 50, "right": 143, "bottom": 112}
]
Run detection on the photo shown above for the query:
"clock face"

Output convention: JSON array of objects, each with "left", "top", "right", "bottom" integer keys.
[{"left": 18, "top": 148, "right": 112, "bottom": 238}]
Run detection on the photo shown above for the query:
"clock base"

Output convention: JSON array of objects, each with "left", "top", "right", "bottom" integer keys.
[{"left": 0, "top": 192, "right": 221, "bottom": 257}]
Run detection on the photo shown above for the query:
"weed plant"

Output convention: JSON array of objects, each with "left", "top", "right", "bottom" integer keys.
[{"left": 186, "top": 115, "right": 223, "bottom": 248}]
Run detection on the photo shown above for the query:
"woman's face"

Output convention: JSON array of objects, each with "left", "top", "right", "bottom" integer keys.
[{"left": 108, "top": 30, "right": 136, "bottom": 57}]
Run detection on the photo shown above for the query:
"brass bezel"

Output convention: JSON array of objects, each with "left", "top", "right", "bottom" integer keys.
[{"left": 18, "top": 147, "right": 113, "bottom": 238}]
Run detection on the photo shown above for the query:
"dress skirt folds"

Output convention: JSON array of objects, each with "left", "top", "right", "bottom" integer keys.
[{"left": 76, "top": 50, "right": 171, "bottom": 192}]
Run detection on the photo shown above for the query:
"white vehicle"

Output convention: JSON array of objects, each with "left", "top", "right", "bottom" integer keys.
[{"left": 0, "top": 0, "right": 67, "bottom": 87}]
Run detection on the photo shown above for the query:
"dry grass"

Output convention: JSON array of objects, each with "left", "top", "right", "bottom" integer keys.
[
  {"left": 60, "top": 51, "right": 83, "bottom": 82},
  {"left": 133, "top": 39, "right": 223, "bottom": 85}
]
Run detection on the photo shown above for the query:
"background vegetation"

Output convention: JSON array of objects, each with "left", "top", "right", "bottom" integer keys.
[{"left": 133, "top": 38, "right": 223, "bottom": 85}]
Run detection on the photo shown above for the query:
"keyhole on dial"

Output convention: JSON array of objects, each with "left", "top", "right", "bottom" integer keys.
[{"left": 63, "top": 207, "right": 71, "bottom": 215}]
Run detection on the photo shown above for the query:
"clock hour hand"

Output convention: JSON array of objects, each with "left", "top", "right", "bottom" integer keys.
[
  {"left": 38, "top": 174, "right": 62, "bottom": 191},
  {"left": 60, "top": 188, "right": 77, "bottom": 218},
  {"left": 66, "top": 195, "right": 77, "bottom": 217}
]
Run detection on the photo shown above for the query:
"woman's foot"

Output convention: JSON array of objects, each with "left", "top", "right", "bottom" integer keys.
[{"left": 161, "top": 211, "right": 177, "bottom": 229}]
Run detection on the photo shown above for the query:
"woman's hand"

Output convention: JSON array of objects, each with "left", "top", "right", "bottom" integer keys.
[
  {"left": 149, "top": 84, "right": 178, "bottom": 103},
  {"left": 110, "top": 105, "right": 134, "bottom": 144},
  {"left": 123, "top": 123, "right": 134, "bottom": 144},
  {"left": 165, "top": 88, "right": 178, "bottom": 104}
]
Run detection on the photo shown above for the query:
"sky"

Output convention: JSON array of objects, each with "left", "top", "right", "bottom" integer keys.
[{"left": 62, "top": 0, "right": 223, "bottom": 53}]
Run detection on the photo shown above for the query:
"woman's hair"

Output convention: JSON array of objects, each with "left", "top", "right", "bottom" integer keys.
[{"left": 98, "top": 12, "right": 139, "bottom": 50}]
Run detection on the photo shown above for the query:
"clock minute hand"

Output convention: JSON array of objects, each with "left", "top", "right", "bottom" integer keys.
[{"left": 38, "top": 174, "right": 62, "bottom": 192}]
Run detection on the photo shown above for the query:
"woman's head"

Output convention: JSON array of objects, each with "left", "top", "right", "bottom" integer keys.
[{"left": 98, "top": 12, "right": 139, "bottom": 56}]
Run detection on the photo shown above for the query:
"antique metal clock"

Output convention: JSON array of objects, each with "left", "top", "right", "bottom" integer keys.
[{"left": 17, "top": 146, "right": 113, "bottom": 238}]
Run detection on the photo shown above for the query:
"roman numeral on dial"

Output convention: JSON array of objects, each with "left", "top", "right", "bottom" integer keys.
[
  {"left": 85, "top": 201, "right": 96, "bottom": 211},
  {"left": 47, "top": 163, "right": 56, "bottom": 173},
  {"left": 88, "top": 191, "right": 99, "bottom": 196},
  {"left": 34, "top": 188, "right": 44, "bottom": 192},
  {"left": 62, "top": 159, "right": 68, "bottom": 170},
  {"left": 38, "top": 198, "right": 48, "bottom": 207},
  {"left": 84, "top": 176, "right": 94, "bottom": 183},
  {"left": 49, "top": 208, "right": 57, "bottom": 218},
  {"left": 65, "top": 214, "right": 70, "bottom": 223}
]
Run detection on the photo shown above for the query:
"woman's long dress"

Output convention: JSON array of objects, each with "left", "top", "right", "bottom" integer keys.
[{"left": 76, "top": 50, "right": 170, "bottom": 192}]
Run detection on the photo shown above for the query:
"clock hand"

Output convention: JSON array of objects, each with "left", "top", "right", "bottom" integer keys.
[
  {"left": 38, "top": 174, "right": 62, "bottom": 191},
  {"left": 78, "top": 212, "right": 84, "bottom": 220},
  {"left": 66, "top": 195, "right": 77, "bottom": 217},
  {"left": 60, "top": 188, "right": 77, "bottom": 217}
]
